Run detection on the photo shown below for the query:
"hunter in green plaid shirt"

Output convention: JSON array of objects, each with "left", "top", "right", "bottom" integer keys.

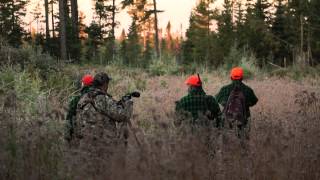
[
  {"left": 175, "top": 75, "right": 221, "bottom": 126},
  {"left": 215, "top": 80, "right": 258, "bottom": 118}
]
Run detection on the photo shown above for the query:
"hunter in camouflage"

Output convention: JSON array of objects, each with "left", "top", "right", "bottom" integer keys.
[{"left": 74, "top": 72, "right": 133, "bottom": 151}]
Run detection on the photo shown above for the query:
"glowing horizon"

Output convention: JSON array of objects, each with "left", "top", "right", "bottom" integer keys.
[{"left": 26, "top": 0, "right": 225, "bottom": 37}]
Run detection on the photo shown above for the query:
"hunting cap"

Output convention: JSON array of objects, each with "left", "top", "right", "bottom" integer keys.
[
  {"left": 230, "top": 67, "right": 244, "bottom": 80},
  {"left": 185, "top": 75, "right": 202, "bottom": 87},
  {"left": 93, "top": 72, "right": 112, "bottom": 87},
  {"left": 81, "top": 74, "right": 94, "bottom": 86}
]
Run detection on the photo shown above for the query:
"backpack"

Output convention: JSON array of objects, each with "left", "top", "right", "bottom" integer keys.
[{"left": 223, "top": 84, "right": 247, "bottom": 128}]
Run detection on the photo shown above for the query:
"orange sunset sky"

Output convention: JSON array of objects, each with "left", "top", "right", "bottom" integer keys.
[{"left": 26, "top": 0, "right": 225, "bottom": 36}]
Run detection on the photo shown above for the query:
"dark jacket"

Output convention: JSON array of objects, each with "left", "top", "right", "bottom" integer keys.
[
  {"left": 215, "top": 80, "right": 258, "bottom": 118},
  {"left": 176, "top": 87, "right": 221, "bottom": 125}
]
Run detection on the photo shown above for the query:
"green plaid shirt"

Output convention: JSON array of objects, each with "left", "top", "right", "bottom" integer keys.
[
  {"left": 215, "top": 80, "right": 258, "bottom": 117},
  {"left": 176, "top": 87, "right": 221, "bottom": 124}
]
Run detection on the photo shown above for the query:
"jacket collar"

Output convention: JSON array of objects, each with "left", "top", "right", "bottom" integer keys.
[{"left": 188, "top": 86, "right": 206, "bottom": 96}]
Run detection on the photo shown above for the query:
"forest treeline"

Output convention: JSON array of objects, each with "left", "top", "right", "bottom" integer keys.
[{"left": 0, "top": 0, "right": 320, "bottom": 69}]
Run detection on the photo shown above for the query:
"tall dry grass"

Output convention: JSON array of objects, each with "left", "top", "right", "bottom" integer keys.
[{"left": 0, "top": 70, "right": 319, "bottom": 180}]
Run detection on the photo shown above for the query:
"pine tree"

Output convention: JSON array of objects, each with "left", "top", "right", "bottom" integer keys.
[
  {"left": 119, "top": 29, "right": 129, "bottom": 64},
  {"left": 93, "top": 0, "right": 118, "bottom": 62},
  {"left": 309, "top": 0, "right": 320, "bottom": 64},
  {"left": 271, "top": 0, "right": 292, "bottom": 66},
  {"left": 84, "top": 21, "right": 102, "bottom": 60},
  {"left": 165, "top": 21, "right": 173, "bottom": 55},
  {"left": 216, "top": 0, "right": 234, "bottom": 62},
  {"left": 0, "top": 0, "right": 28, "bottom": 47},
  {"left": 242, "top": 0, "right": 272, "bottom": 66},
  {"left": 143, "top": 38, "right": 152, "bottom": 67},
  {"left": 234, "top": 1, "right": 246, "bottom": 47},
  {"left": 126, "top": 16, "right": 141, "bottom": 66},
  {"left": 182, "top": 0, "right": 214, "bottom": 65}
]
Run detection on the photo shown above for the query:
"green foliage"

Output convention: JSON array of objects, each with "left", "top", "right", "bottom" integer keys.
[
  {"left": 182, "top": 0, "right": 214, "bottom": 65},
  {"left": 270, "top": 66, "right": 320, "bottom": 80},
  {"left": 0, "top": 0, "right": 28, "bottom": 47},
  {"left": 215, "top": 0, "right": 234, "bottom": 62},
  {"left": 126, "top": 16, "right": 142, "bottom": 67},
  {"left": 148, "top": 59, "right": 181, "bottom": 76}
]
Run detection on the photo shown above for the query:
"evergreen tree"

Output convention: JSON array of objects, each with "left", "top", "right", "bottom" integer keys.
[
  {"left": 309, "top": 0, "right": 320, "bottom": 64},
  {"left": 119, "top": 29, "right": 129, "bottom": 65},
  {"left": 126, "top": 16, "right": 141, "bottom": 66},
  {"left": 215, "top": 0, "right": 234, "bottom": 64},
  {"left": 143, "top": 38, "right": 152, "bottom": 67},
  {"left": 0, "top": 0, "right": 28, "bottom": 47},
  {"left": 271, "top": 0, "right": 292, "bottom": 66},
  {"left": 234, "top": 1, "right": 246, "bottom": 48},
  {"left": 242, "top": 0, "right": 272, "bottom": 66},
  {"left": 93, "top": 0, "right": 118, "bottom": 62},
  {"left": 182, "top": 0, "right": 214, "bottom": 65},
  {"left": 83, "top": 21, "right": 102, "bottom": 61}
]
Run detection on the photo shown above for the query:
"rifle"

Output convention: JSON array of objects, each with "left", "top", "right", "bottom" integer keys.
[{"left": 119, "top": 91, "right": 142, "bottom": 148}]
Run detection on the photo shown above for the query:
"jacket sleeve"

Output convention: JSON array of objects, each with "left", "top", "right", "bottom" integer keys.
[
  {"left": 215, "top": 87, "right": 228, "bottom": 107},
  {"left": 207, "top": 96, "right": 222, "bottom": 127},
  {"left": 247, "top": 88, "right": 258, "bottom": 107},
  {"left": 208, "top": 96, "right": 221, "bottom": 118},
  {"left": 94, "top": 95, "right": 133, "bottom": 122}
]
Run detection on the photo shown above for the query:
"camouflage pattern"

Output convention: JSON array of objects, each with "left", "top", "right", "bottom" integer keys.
[
  {"left": 74, "top": 88, "right": 133, "bottom": 150},
  {"left": 65, "top": 86, "right": 91, "bottom": 141}
]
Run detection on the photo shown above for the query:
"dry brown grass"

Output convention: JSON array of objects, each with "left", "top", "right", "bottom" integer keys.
[{"left": 1, "top": 72, "right": 320, "bottom": 180}]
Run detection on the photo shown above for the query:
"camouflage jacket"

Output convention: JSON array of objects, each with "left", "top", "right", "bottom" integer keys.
[
  {"left": 215, "top": 80, "right": 258, "bottom": 117},
  {"left": 75, "top": 88, "right": 133, "bottom": 144},
  {"left": 175, "top": 87, "right": 221, "bottom": 126}
]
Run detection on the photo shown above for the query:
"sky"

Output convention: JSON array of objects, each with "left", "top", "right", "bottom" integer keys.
[
  {"left": 77, "top": 0, "right": 198, "bottom": 36},
  {"left": 27, "top": 0, "right": 225, "bottom": 37}
]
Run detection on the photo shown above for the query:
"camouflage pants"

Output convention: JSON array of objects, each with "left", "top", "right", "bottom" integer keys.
[{"left": 71, "top": 123, "right": 126, "bottom": 178}]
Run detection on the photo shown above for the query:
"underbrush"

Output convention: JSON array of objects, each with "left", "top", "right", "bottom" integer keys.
[
  {"left": 1, "top": 67, "right": 320, "bottom": 179},
  {"left": 1, "top": 43, "right": 320, "bottom": 179}
]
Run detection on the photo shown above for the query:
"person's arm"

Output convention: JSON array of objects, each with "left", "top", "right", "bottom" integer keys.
[
  {"left": 247, "top": 88, "right": 258, "bottom": 107},
  {"left": 215, "top": 87, "right": 228, "bottom": 107},
  {"left": 94, "top": 95, "right": 133, "bottom": 122},
  {"left": 207, "top": 96, "right": 222, "bottom": 127}
]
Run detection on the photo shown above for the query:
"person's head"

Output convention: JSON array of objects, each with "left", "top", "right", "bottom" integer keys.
[
  {"left": 230, "top": 67, "right": 244, "bottom": 81},
  {"left": 93, "top": 72, "right": 111, "bottom": 93},
  {"left": 81, "top": 74, "right": 94, "bottom": 87},
  {"left": 185, "top": 74, "right": 202, "bottom": 92}
]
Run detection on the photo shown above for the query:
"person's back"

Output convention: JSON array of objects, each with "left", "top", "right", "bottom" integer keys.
[
  {"left": 216, "top": 80, "right": 257, "bottom": 119},
  {"left": 176, "top": 75, "right": 221, "bottom": 126},
  {"left": 65, "top": 75, "right": 93, "bottom": 141},
  {"left": 74, "top": 73, "right": 133, "bottom": 147},
  {"left": 216, "top": 67, "right": 258, "bottom": 127}
]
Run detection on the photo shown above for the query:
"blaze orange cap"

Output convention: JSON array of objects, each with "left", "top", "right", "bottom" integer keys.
[
  {"left": 230, "top": 67, "right": 244, "bottom": 80},
  {"left": 82, "top": 74, "right": 94, "bottom": 86},
  {"left": 185, "top": 75, "right": 202, "bottom": 87}
]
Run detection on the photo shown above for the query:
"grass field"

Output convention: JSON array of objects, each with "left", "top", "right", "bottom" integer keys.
[{"left": 0, "top": 66, "right": 319, "bottom": 180}]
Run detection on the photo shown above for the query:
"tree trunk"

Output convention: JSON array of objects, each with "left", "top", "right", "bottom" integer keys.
[
  {"left": 44, "top": 0, "right": 50, "bottom": 40},
  {"left": 51, "top": 0, "right": 55, "bottom": 38},
  {"left": 153, "top": 0, "right": 160, "bottom": 59},
  {"left": 59, "top": 0, "right": 67, "bottom": 60},
  {"left": 111, "top": 0, "right": 116, "bottom": 61},
  {"left": 70, "top": 0, "right": 78, "bottom": 39}
]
